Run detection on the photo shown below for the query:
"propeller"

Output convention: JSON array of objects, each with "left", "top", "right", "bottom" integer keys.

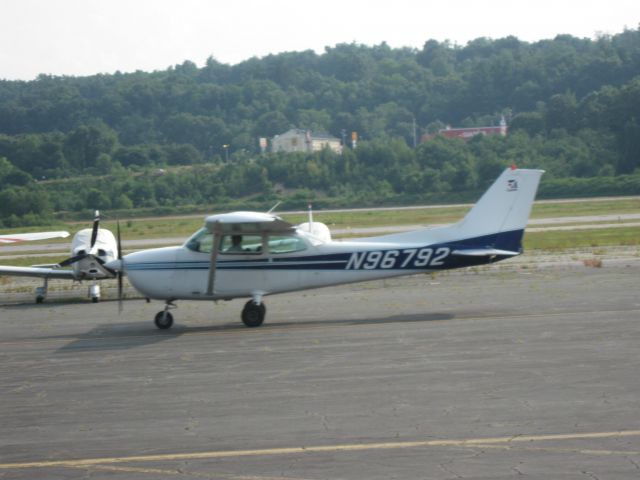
[
  {"left": 89, "top": 211, "right": 100, "bottom": 249},
  {"left": 57, "top": 210, "right": 101, "bottom": 268}
]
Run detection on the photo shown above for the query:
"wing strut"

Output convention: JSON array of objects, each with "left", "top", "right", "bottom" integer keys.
[{"left": 206, "top": 232, "right": 221, "bottom": 296}]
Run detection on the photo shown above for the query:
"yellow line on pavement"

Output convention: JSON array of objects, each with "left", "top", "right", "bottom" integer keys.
[
  {"left": 465, "top": 444, "right": 640, "bottom": 456},
  {"left": 1, "top": 430, "right": 640, "bottom": 470}
]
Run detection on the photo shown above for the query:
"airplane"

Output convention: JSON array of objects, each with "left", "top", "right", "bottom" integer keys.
[
  {"left": 106, "top": 167, "right": 544, "bottom": 330},
  {"left": 0, "top": 211, "right": 117, "bottom": 303},
  {"left": 0, "top": 230, "right": 69, "bottom": 244}
]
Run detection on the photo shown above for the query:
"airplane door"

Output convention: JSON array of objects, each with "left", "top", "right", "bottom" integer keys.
[{"left": 213, "top": 234, "right": 269, "bottom": 297}]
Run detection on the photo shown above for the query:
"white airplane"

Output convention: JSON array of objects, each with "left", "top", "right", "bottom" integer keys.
[
  {"left": 107, "top": 167, "right": 544, "bottom": 330},
  {"left": 0, "top": 230, "right": 69, "bottom": 244},
  {"left": 0, "top": 211, "right": 117, "bottom": 303}
]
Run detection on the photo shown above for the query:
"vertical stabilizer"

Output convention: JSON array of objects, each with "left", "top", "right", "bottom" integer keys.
[{"left": 454, "top": 168, "right": 544, "bottom": 249}]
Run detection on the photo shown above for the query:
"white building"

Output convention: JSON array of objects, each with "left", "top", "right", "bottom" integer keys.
[{"left": 271, "top": 129, "right": 342, "bottom": 154}]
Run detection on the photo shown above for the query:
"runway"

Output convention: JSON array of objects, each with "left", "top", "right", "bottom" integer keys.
[{"left": 1, "top": 266, "right": 640, "bottom": 479}]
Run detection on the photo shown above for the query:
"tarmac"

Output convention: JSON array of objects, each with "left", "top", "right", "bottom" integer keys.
[{"left": 1, "top": 264, "right": 640, "bottom": 479}]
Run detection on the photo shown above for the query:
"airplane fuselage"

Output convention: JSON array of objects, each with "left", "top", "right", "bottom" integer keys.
[{"left": 122, "top": 230, "right": 516, "bottom": 301}]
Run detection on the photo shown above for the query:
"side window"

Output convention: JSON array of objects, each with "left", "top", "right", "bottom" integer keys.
[
  {"left": 219, "top": 235, "right": 263, "bottom": 254},
  {"left": 268, "top": 235, "right": 307, "bottom": 254}
]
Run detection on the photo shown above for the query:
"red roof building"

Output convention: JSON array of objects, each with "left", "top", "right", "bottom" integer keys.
[{"left": 421, "top": 116, "right": 508, "bottom": 143}]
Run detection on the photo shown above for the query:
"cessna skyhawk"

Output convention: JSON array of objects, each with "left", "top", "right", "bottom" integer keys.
[{"left": 107, "top": 167, "right": 544, "bottom": 329}]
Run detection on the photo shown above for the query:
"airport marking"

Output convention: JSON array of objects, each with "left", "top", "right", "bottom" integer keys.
[
  {"left": 1, "top": 430, "right": 640, "bottom": 470},
  {"left": 466, "top": 444, "right": 640, "bottom": 456}
]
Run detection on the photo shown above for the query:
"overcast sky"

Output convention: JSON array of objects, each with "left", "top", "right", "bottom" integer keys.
[{"left": 1, "top": 0, "right": 638, "bottom": 80}]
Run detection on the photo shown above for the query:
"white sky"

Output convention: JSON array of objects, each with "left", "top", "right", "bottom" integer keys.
[{"left": 1, "top": 0, "right": 638, "bottom": 80}]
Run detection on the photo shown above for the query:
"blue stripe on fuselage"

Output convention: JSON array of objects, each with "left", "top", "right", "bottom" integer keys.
[{"left": 125, "top": 229, "right": 524, "bottom": 272}]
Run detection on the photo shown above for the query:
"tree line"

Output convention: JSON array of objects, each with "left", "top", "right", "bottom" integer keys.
[{"left": 0, "top": 28, "right": 639, "bottom": 225}]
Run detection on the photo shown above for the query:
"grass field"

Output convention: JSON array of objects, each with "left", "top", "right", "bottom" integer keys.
[
  {"left": 58, "top": 196, "right": 640, "bottom": 241},
  {"left": 1, "top": 196, "right": 639, "bottom": 267}
]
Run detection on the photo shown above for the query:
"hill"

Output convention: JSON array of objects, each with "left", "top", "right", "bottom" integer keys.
[{"left": 1, "top": 29, "right": 639, "bottom": 225}]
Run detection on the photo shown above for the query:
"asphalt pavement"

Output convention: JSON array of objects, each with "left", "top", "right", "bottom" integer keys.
[{"left": 1, "top": 265, "right": 640, "bottom": 478}]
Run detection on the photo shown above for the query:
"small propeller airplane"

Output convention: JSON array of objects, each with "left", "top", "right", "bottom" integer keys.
[
  {"left": 106, "top": 167, "right": 544, "bottom": 330},
  {"left": 0, "top": 211, "right": 117, "bottom": 303}
]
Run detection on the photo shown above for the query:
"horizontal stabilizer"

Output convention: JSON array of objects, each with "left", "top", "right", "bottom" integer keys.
[
  {"left": 0, "top": 265, "right": 76, "bottom": 279},
  {"left": 451, "top": 248, "right": 520, "bottom": 257}
]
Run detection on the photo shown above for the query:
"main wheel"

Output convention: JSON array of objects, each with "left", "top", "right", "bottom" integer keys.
[
  {"left": 154, "top": 311, "right": 174, "bottom": 329},
  {"left": 241, "top": 300, "right": 266, "bottom": 328}
]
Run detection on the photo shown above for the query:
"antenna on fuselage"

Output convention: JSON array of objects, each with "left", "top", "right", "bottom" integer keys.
[
  {"left": 307, "top": 203, "right": 313, "bottom": 232},
  {"left": 267, "top": 201, "right": 282, "bottom": 214}
]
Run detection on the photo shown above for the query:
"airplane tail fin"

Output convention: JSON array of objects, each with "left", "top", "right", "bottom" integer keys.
[
  {"left": 355, "top": 167, "right": 544, "bottom": 251},
  {"left": 453, "top": 167, "right": 544, "bottom": 252}
]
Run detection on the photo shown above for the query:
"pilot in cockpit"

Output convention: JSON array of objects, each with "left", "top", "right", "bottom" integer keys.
[{"left": 226, "top": 235, "right": 244, "bottom": 253}]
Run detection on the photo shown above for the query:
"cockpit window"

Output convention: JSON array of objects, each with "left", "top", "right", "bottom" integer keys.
[
  {"left": 185, "top": 229, "right": 306, "bottom": 255},
  {"left": 185, "top": 228, "right": 213, "bottom": 253},
  {"left": 219, "top": 235, "right": 262, "bottom": 254},
  {"left": 268, "top": 235, "right": 307, "bottom": 254}
]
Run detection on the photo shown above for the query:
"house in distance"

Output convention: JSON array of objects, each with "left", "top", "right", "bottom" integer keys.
[{"left": 271, "top": 129, "right": 343, "bottom": 154}]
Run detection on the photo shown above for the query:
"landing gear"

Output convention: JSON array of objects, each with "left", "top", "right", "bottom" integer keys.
[
  {"left": 88, "top": 283, "right": 100, "bottom": 303},
  {"left": 34, "top": 279, "right": 48, "bottom": 304},
  {"left": 154, "top": 311, "right": 174, "bottom": 329},
  {"left": 150, "top": 298, "right": 267, "bottom": 329},
  {"left": 241, "top": 300, "right": 266, "bottom": 328},
  {"left": 154, "top": 301, "right": 176, "bottom": 329}
]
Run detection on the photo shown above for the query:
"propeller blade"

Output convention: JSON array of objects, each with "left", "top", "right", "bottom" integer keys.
[
  {"left": 117, "top": 219, "right": 123, "bottom": 314},
  {"left": 57, "top": 253, "right": 86, "bottom": 268},
  {"left": 90, "top": 210, "right": 100, "bottom": 249}
]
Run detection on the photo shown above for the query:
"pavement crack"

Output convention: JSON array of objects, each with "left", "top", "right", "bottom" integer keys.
[
  {"left": 321, "top": 414, "right": 330, "bottom": 432},
  {"left": 438, "top": 459, "right": 463, "bottom": 479},
  {"left": 581, "top": 471, "right": 601, "bottom": 480},
  {"left": 628, "top": 457, "right": 640, "bottom": 470}
]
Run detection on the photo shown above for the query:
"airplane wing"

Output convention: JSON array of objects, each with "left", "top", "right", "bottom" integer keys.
[
  {"left": 0, "top": 265, "right": 76, "bottom": 279},
  {"left": 0, "top": 231, "right": 70, "bottom": 244},
  {"left": 205, "top": 211, "right": 295, "bottom": 234},
  {"left": 451, "top": 248, "right": 520, "bottom": 257}
]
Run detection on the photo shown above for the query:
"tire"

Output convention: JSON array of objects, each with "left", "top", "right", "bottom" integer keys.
[
  {"left": 91, "top": 297, "right": 99, "bottom": 303},
  {"left": 35, "top": 296, "right": 44, "bottom": 304},
  {"left": 241, "top": 300, "right": 266, "bottom": 328},
  {"left": 154, "top": 311, "right": 174, "bottom": 329}
]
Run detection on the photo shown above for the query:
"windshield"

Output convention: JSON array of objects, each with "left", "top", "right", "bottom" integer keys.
[{"left": 184, "top": 227, "right": 213, "bottom": 253}]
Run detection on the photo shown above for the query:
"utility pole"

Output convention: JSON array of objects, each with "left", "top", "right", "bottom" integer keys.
[{"left": 412, "top": 116, "right": 417, "bottom": 149}]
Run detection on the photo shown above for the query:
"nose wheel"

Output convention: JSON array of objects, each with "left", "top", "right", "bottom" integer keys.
[
  {"left": 154, "top": 301, "right": 176, "bottom": 329},
  {"left": 154, "top": 311, "right": 174, "bottom": 329},
  {"left": 241, "top": 300, "right": 266, "bottom": 327}
]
